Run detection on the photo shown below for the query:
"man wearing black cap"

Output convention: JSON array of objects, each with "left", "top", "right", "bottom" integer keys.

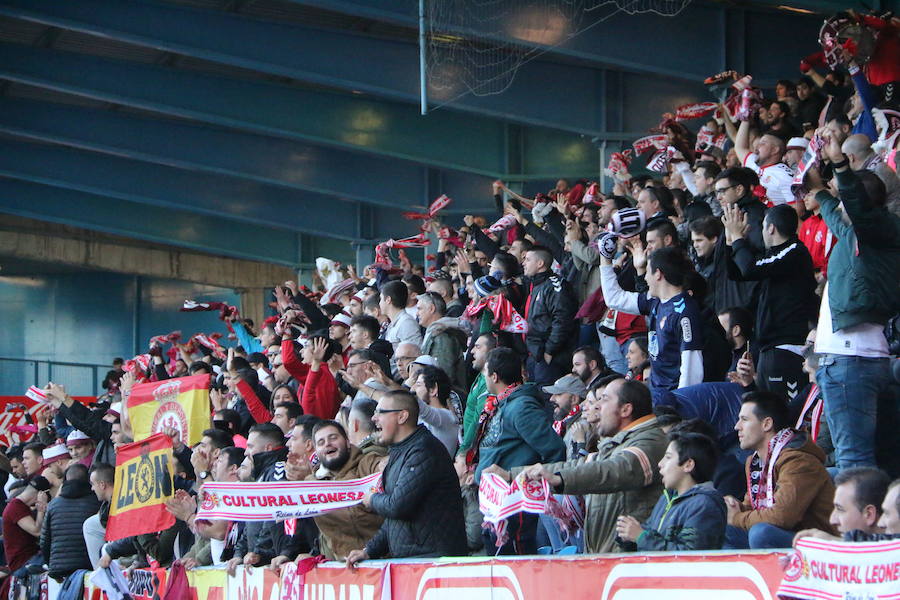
[{"left": 2, "top": 476, "right": 50, "bottom": 579}]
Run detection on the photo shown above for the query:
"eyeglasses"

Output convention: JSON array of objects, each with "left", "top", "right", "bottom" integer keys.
[
  {"left": 714, "top": 184, "right": 738, "bottom": 197},
  {"left": 374, "top": 408, "right": 405, "bottom": 415}
]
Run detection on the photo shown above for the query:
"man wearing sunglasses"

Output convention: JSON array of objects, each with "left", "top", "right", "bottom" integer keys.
[{"left": 345, "top": 391, "right": 466, "bottom": 569}]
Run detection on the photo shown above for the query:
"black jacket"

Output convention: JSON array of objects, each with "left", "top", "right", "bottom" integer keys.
[
  {"left": 524, "top": 270, "right": 578, "bottom": 362},
  {"left": 236, "top": 446, "right": 289, "bottom": 563},
  {"left": 710, "top": 196, "right": 766, "bottom": 313},
  {"left": 41, "top": 479, "right": 101, "bottom": 579},
  {"left": 365, "top": 426, "right": 466, "bottom": 559},
  {"left": 729, "top": 236, "right": 818, "bottom": 350},
  {"left": 57, "top": 401, "right": 115, "bottom": 468}
]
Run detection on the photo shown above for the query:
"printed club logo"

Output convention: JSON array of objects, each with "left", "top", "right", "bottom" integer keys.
[
  {"left": 199, "top": 491, "right": 219, "bottom": 511},
  {"left": 521, "top": 478, "right": 546, "bottom": 502},
  {"left": 782, "top": 552, "right": 809, "bottom": 583}
]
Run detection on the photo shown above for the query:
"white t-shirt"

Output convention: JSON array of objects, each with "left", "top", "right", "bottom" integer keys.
[
  {"left": 743, "top": 153, "right": 795, "bottom": 206},
  {"left": 384, "top": 309, "right": 423, "bottom": 348},
  {"left": 815, "top": 283, "right": 889, "bottom": 358}
]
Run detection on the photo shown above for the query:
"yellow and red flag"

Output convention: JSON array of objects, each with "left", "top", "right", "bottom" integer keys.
[
  {"left": 106, "top": 433, "right": 175, "bottom": 541},
  {"left": 127, "top": 374, "right": 211, "bottom": 447}
]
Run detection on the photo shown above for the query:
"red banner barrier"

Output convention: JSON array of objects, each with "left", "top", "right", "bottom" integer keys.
[{"left": 74, "top": 552, "right": 787, "bottom": 600}]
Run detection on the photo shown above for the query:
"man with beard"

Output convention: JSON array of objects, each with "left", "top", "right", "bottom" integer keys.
[
  {"left": 303, "top": 421, "right": 386, "bottom": 561},
  {"left": 455, "top": 332, "right": 496, "bottom": 552},
  {"left": 717, "top": 306, "right": 758, "bottom": 375},
  {"left": 496, "top": 378, "right": 667, "bottom": 553},
  {"left": 571, "top": 346, "right": 609, "bottom": 389},
  {"left": 542, "top": 374, "right": 588, "bottom": 459}
]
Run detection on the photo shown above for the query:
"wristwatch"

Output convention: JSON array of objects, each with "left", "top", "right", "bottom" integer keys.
[{"left": 198, "top": 471, "right": 210, "bottom": 481}]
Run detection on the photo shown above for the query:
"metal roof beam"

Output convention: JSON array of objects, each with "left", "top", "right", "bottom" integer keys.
[
  {"left": 286, "top": 0, "right": 823, "bottom": 85},
  {"left": 0, "top": 42, "right": 509, "bottom": 176},
  {"left": 0, "top": 177, "right": 302, "bottom": 266},
  {"left": 0, "top": 98, "right": 440, "bottom": 211},
  {"left": 0, "top": 0, "right": 636, "bottom": 137},
  {"left": 0, "top": 137, "right": 423, "bottom": 243}
]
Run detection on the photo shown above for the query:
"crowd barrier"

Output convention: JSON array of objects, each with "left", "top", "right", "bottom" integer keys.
[{"left": 24, "top": 551, "right": 788, "bottom": 600}]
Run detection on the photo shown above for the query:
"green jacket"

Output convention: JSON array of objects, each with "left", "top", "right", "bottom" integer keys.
[
  {"left": 816, "top": 169, "right": 900, "bottom": 331},
  {"left": 515, "top": 415, "right": 667, "bottom": 553},
  {"left": 458, "top": 372, "right": 487, "bottom": 455},
  {"left": 421, "top": 318, "right": 469, "bottom": 393},
  {"left": 475, "top": 383, "right": 566, "bottom": 483}
]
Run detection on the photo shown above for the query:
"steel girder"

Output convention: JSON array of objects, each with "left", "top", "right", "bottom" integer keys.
[
  {"left": 0, "top": 42, "right": 511, "bottom": 176},
  {"left": 0, "top": 0, "right": 652, "bottom": 138},
  {"left": 0, "top": 98, "right": 504, "bottom": 212},
  {"left": 0, "top": 136, "right": 425, "bottom": 241},
  {"left": 0, "top": 177, "right": 304, "bottom": 266},
  {"left": 285, "top": 0, "right": 823, "bottom": 85}
]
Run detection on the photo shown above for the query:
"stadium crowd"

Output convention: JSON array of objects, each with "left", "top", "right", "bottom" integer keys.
[{"left": 1, "top": 9, "right": 899, "bottom": 595}]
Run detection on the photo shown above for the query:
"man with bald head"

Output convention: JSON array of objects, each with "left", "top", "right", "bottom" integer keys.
[
  {"left": 842, "top": 133, "right": 900, "bottom": 215},
  {"left": 734, "top": 121, "right": 795, "bottom": 209}
]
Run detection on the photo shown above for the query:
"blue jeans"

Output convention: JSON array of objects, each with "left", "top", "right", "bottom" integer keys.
[
  {"left": 599, "top": 332, "right": 628, "bottom": 375},
  {"left": 11, "top": 553, "right": 43, "bottom": 577},
  {"left": 725, "top": 523, "right": 795, "bottom": 549},
  {"left": 818, "top": 354, "right": 889, "bottom": 469}
]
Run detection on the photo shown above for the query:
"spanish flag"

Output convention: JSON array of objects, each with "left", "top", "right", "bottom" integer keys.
[
  {"left": 106, "top": 433, "right": 175, "bottom": 541},
  {"left": 128, "top": 374, "right": 211, "bottom": 447}
]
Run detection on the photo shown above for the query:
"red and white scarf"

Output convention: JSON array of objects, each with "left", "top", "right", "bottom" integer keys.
[
  {"left": 748, "top": 428, "right": 796, "bottom": 510},
  {"left": 795, "top": 385, "right": 824, "bottom": 442},
  {"left": 552, "top": 405, "right": 581, "bottom": 436}
]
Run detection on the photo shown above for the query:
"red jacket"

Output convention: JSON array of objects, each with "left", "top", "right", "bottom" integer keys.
[
  {"left": 302, "top": 366, "right": 341, "bottom": 419},
  {"left": 798, "top": 213, "right": 836, "bottom": 276},
  {"left": 236, "top": 379, "right": 272, "bottom": 425},
  {"left": 281, "top": 338, "right": 310, "bottom": 382}
]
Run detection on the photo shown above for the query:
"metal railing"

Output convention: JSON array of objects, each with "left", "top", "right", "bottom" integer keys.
[{"left": 0, "top": 357, "right": 110, "bottom": 397}]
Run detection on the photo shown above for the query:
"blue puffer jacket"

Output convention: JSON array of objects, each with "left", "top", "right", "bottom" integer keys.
[
  {"left": 663, "top": 382, "right": 744, "bottom": 447},
  {"left": 634, "top": 482, "right": 727, "bottom": 551}
]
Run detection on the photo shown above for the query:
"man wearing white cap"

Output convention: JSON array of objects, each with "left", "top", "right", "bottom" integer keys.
[
  {"left": 348, "top": 289, "right": 367, "bottom": 317},
  {"left": 785, "top": 137, "right": 809, "bottom": 169},
  {"left": 329, "top": 311, "right": 353, "bottom": 366},
  {"left": 41, "top": 442, "right": 70, "bottom": 497},
  {"left": 66, "top": 430, "right": 96, "bottom": 467},
  {"left": 45, "top": 383, "right": 117, "bottom": 468}
]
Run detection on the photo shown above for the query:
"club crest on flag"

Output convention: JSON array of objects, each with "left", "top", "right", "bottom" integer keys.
[
  {"left": 134, "top": 447, "right": 157, "bottom": 504},
  {"left": 151, "top": 400, "right": 188, "bottom": 442},
  {"left": 129, "top": 374, "right": 211, "bottom": 447}
]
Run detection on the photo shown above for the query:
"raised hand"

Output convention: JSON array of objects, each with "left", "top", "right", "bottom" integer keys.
[{"left": 721, "top": 203, "right": 748, "bottom": 244}]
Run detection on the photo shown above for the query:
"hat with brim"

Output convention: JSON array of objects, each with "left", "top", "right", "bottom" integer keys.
[
  {"left": 42, "top": 442, "right": 69, "bottom": 466},
  {"left": 66, "top": 429, "right": 93, "bottom": 447},
  {"left": 330, "top": 312, "right": 352, "bottom": 329},
  {"left": 412, "top": 355, "right": 439, "bottom": 368},
  {"left": 541, "top": 374, "right": 588, "bottom": 397}
]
